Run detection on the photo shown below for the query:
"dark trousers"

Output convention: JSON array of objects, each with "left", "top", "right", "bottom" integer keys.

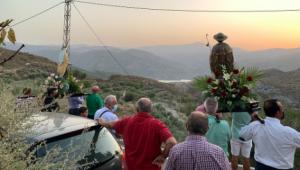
[
  {"left": 256, "top": 161, "right": 292, "bottom": 170},
  {"left": 69, "top": 108, "right": 80, "bottom": 116},
  {"left": 87, "top": 114, "right": 94, "bottom": 119}
]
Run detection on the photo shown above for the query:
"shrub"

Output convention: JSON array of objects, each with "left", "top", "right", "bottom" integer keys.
[
  {"left": 124, "top": 92, "right": 137, "bottom": 102},
  {"left": 0, "top": 81, "right": 77, "bottom": 169}
]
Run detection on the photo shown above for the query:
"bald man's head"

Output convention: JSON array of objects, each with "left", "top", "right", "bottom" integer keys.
[
  {"left": 186, "top": 111, "right": 208, "bottom": 135},
  {"left": 136, "top": 97, "right": 152, "bottom": 113}
]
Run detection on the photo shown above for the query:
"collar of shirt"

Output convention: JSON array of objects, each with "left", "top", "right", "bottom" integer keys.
[
  {"left": 265, "top": 117, "right": 281, "bottom": 124},
  {"left": 186, "top": 135, "right": 206, "bottom": 142},
  {"left": 103, "top": 106, "right": 110, "bottom": 112},
  {"left": 136, "top": 112, "right": 153, "bottom": 118}
]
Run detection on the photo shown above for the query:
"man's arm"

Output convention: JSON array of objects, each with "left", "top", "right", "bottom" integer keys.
[
  {"left": 97, "top": 118, "right": 117, "bottom": 129},
  {"left": 240, "top": 122, "right": 257, "bottom": 141},
  {"left": 289, "top": 128, "right": 300, "bottom": 148},
  {"left": 152, "top": 137, "right": 177, "bottom": 166},
  {"left": 164, "top": 146, "right": 177, "bottom": 170}
]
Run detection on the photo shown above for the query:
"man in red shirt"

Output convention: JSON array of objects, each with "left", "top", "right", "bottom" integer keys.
[{"left": 98, "top": 97, "right": 177, "bottom": 170}]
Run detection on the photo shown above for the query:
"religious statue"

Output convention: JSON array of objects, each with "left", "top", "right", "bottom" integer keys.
[{"left": 209, "top": 32, "right": 234, "bottom": 78}]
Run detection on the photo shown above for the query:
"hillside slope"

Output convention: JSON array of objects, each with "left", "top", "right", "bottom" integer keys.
[
  {"left": 0, "top": 47, "right": 57, "bottom": 80},
  {"left": 257, "top": 68, "right": 300, "bottom": 109}
]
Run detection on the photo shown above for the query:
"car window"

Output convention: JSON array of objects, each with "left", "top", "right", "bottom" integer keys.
[{"left": 36, "top": 126, "right": 121, "bottom": 168}]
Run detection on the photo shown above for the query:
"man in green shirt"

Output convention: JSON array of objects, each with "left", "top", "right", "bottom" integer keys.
[
  {"left": 204, "top": 97, "right": 231, "bottom": 156},
  {"left": 86, "top": 85, "right": 104, "bottom": 119}
]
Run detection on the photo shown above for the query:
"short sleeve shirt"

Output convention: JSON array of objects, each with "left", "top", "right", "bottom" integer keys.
[
  {"left": 113, "top": 112, "right": 173, "bottom": 170},
  {"left": 231, "top": 111, "right": 251, "bottom": 140},
  {"left": 86, "top": 93, "right": 104, "bottom": 116},
  {"left": 206, "top": 114, "right": 231, "bottom": 156}
]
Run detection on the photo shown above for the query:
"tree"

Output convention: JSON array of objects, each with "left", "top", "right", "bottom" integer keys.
[{"left": 0, "top": 19, "right": 16, "bottom": 45}]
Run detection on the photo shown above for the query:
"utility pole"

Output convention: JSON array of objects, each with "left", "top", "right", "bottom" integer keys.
[{"left": 62, "top": 0, "right": 72, "bottom": 75}]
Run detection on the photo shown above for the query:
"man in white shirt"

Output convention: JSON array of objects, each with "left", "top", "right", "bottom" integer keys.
[
  {"left": 240, "top": 99, "right": 300, "bottom": 170},
  {"left": 94, "top": 95, "right": 119, "bottom": 122}
]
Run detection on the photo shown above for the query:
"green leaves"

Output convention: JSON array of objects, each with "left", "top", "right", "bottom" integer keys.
[
  {"left": 193, "top": 66, "right": 264, "bottom": 112},
  {"left": 0, "top": 29, "right": 6, "bottom": 44},
  {"left": 7, "top": 28, "right": 16, "bottom": 44},
  {"left": 0, "top": 19, "right": 16, "bottom": 45}
]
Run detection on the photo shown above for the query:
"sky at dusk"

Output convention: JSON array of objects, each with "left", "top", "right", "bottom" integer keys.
[{"left": 1, "top": 0, "right": 300, "bottom": 50}]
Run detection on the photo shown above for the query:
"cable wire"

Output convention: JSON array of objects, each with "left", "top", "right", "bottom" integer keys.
[
  {"left": 72, "top": 3, "right": 130, "bottom": 75},
  {"left": 75, "top": 0, "right": 300, "bottom": 13},
  {"left": 10, "top": 1, "right": 64, "bottom": 27}
]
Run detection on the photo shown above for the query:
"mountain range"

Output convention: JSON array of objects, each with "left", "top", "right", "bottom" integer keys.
[{"left": 4, "top": 42, "right": 300, "bottom": 80}]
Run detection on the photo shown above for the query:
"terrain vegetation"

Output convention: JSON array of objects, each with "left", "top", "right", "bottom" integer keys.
[{"left": 1, "top": 47, "right": 300, "bottom": 168}]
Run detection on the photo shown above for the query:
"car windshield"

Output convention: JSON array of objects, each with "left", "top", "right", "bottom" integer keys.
[{"left": 35, "top": 126, "right": 121, "bottom": 169}]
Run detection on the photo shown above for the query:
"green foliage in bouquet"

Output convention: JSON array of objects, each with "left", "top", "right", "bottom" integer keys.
[
  {"left": 66, "top": 74, "right": 82, "bottom": 94},
  {"left": 194, "top": 65, "right": 264, "bottom": 112},
  {"left": 43, "top": 73, "right": 68, "bottom": 96},
  {"left": 43, "top": 73, "right": 83, "bottom": 96}
]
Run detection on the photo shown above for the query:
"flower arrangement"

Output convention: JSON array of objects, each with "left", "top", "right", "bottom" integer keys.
[
  {"left": 66, "top": 74, "right": 83, "bottom": 94},
  {"left": 43, "top": 73, "right": 83, "bottom": 96},
  {"left": 194, "top": 66, "right": 263, "bottom": 112}
]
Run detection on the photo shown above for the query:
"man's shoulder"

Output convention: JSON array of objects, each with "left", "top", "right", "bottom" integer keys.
[
  {"left": 170, "top": 141, "right": 188, "bottom": 153},
  {"left": 219, "top": 120, "right": 230, "bottom": 126},
  {"left": 96, "top": 107, "right": 106, "bottom": 112},
  {"left": 282, "top": 125, "right": 299, "bottom": 134},
  {"left": 246, "top": 120, "right": 261, "bottom": 127},
  {"left": 149, "top": 117, "right": 169, "bottom": 129},
  {"left": 206, "top": 142, "right": 226, "bottom": 155}
]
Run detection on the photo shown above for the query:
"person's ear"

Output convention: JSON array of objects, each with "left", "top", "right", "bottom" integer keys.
[{"left": 185, "top": 122, "right": 189, "bottom": 131}]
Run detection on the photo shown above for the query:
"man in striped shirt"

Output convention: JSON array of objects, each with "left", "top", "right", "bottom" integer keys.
[{"left": 165, "top": 111, "right": 231, "bottom": 170}]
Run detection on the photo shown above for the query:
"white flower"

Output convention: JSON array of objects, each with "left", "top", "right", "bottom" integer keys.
[
  {"left": 241, "top": 96, "right": 248, "bottom": 102},
  {"left": 232, "top": 94, "right": 236, "bottom": 98},
  {"left": 55, "top": 75, "right": 58, "bottom": 79},
  {"left": 45, "top": 80, "right": 48, "bottom": 85},
  {"left": 223, "top": 73, "right": 231, "bottom": 81},
  {"left": 227, "top": 101, "right": 232, "bottom": 106},
  {"left": 50, "top": 73, "right": 55, "bottom": 77},
  {"left": 47, "top": 77, "right": 51, "bottom": 80}
]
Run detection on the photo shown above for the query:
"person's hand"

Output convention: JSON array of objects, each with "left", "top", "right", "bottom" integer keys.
[
  {"left": 216, "top": 112, "right": 223, "bottom": 119},
  {"left": 152, "top": 154, "right": 166, "bottom": 167},
  {"left": 97, "top": 118, "right": 106, "bottom": 126},
  {"left": 251, "top": 111, "right": 259, "bottom": 121}
]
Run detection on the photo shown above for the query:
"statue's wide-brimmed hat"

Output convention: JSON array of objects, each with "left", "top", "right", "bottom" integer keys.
[{"left": 213, "top": 32, "right": 228, "bottom": 42}]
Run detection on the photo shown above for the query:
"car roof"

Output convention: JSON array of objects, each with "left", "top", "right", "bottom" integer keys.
[{"left": 27, "top": 112, "right": 98, "bottom": 142}]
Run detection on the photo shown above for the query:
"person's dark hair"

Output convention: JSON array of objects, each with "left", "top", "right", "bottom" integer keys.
[
  {"left": 79, "top": 107, "right": 87, "bottom": 114},
  {"left": 187, "top": 111, "right": 208, "bottom": 135},
  {"left": 136, "top": 98, "right": 152, "bottom": 113},
  {"left": 47, "top": 87, "right": 57, "bottom": 96},
  {"left": 23, "top": 88, "right": 32, "bottom": 96},
  {"left": 263, "top": 99, "right": 280, "bottom": 117}
]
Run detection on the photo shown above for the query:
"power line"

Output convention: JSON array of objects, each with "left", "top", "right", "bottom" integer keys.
[
  {"left": 10, "top": 1, "right": 64, "bottom": 27},
  {"left": 75, "top": 0, "right": 300, "bottom": 13},
  {"left": 72, "top": 3, "right": 130, "bottom": 75}
]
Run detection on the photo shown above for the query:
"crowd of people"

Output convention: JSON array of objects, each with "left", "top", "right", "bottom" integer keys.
[
  {"left": 17, "top": 84, "right": 300, "bottom": 170},
  {"left": 97, "top": 96, "right": 300, "bottom": 170}
]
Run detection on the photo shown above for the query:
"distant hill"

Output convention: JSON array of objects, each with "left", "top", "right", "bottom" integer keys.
[
  {"left": 257, "top": 68, "right": 300, "bottom": 109},
  {"left": 0, "top": 47, "right": 57, "bottom": 80},
  {"left": 141, "top": 42, "right": 300, "bottom": 74},
  {"left": 4, "top": 42, "right": 300, "bottom": 80}
]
